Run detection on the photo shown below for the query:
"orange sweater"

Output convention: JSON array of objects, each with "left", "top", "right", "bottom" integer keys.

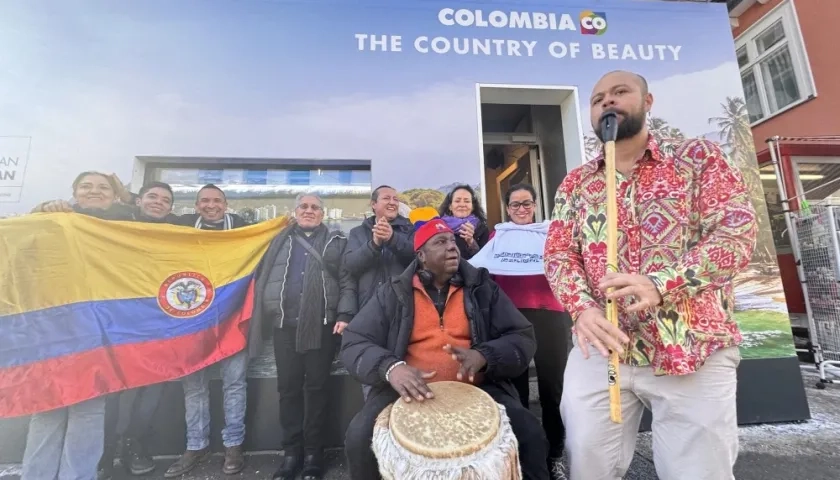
[{"left": 404, "top": 276, "right": 472, "bottom": 383}]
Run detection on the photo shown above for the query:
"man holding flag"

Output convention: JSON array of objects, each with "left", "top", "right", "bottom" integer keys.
[{"left": 165, "top": 184, "right": 252, "bottom": 477}]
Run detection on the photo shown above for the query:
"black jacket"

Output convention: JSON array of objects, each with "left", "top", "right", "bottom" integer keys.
[
  {"left": 255, "top": 224, "right": 357, "bottom": 352},
  {"left": 177, "top": 213, "right": 249, "bottom": 230},
  {"left": 72, "top": 203, "right": 135, "bottom": 221},
  {"left": 343, "top": 215, "right": 415, "bottom": 308},
  {"left": 72, "top": 204, "right": 179, "bottom": 224},
  {"left": 339, "top": 259, "right": 536, "bottom": 397}
]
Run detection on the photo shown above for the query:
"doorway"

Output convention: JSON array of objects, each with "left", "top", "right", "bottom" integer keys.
[
  {"left": 475, "top": 85, "right": 585, "bottom": 227},
  {"left": 487, "top": 140, "right": 544, "bottom": 222}
]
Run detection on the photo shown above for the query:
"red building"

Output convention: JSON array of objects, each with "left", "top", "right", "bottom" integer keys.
[{"left": 728, "top": 0, "right": 840, "bottom": 336}]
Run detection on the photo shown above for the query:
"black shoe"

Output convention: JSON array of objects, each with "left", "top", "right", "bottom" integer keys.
[
  {"left": 121, "top": 437, "right": 157, "bottom": 475},
  {"left": 272, "top": 453, "right": 302, "bottom": 480},
  {"left": 97, "top": 465, "right": 113, "bottom": 480},
  {"left": 301, "top": 453, "right": 323, "bottom": 480},
  {"left": 164, "top": 448, "right": 211, "bottom": 478},
  {"left": 223, "top": 445, "right": 245, "bottom": 475}
]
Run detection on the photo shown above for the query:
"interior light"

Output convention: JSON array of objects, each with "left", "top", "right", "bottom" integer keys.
[{"left": 760, "top": 174, "right": 825, "bottom": 181}]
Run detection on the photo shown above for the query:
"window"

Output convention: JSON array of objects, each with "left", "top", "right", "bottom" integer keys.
[
  {"left": 735, "top": 0, "right": 814, "bottom": 124},
  {"left": 150, "top": 166, "right": 372, "bottom": 231}
]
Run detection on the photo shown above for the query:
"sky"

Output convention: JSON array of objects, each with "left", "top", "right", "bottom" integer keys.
[{"left": 0, "top": 0, "right": 746, "bottom": 214}]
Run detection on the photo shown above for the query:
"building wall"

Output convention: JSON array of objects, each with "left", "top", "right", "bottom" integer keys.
[{"left": 734, "top": 0, "right": 840, "bottom": 153}]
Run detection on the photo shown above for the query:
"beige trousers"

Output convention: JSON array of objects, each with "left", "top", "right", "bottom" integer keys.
[{"left": 561, "top": 343, "right": 740, "bottom": 480}]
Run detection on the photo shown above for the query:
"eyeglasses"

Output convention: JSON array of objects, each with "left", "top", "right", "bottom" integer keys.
[
  {"left": 508, "top": 201, "right": 535, "bottom": 210},
  {"left": 297, "top": 203, "right": 322, "bottom": 212}
]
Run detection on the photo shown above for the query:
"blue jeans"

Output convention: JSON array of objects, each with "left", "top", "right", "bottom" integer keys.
[
  {"left": 22, "top": 396, "right": 106, "bottom": 480},
  {"left": 182, "top": 350, "right": 248, "bottom": 450}
]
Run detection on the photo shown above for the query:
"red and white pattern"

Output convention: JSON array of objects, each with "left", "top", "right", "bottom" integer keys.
[{"left": 544, "top": 135, "right": 757, "bottom": 375}]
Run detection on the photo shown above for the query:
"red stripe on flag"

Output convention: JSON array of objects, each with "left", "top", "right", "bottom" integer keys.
[{"left": 0, "top": 279, "right": 255, "bottom": 418}]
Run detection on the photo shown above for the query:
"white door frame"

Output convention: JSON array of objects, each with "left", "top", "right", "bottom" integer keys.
[{"left": 474, "top": 84, "right": 585, "bottom": 219}]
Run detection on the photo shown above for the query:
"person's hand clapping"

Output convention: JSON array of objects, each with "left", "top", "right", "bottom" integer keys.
[
  {"left": 372, "top": 216, "right": 393, "bottom": 246},
  {"left": 574, "top": 307, "right": 630, "bottom": 359},
  {"left": 387, "top": 363, "right": 436, "bottom": 403}
]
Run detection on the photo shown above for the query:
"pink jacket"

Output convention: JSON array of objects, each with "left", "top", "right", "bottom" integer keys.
[{"left": 488, "top": 231, "right": 564, "bottom": 312}]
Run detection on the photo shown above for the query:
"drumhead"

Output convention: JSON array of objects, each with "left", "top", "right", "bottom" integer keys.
[{"left": 389, "top": 381, "right": 501, "bottom": 459}]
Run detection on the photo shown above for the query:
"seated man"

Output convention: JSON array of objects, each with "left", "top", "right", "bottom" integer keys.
[{"left": 340, "top": 219, "right": 549, "bottom": 480}]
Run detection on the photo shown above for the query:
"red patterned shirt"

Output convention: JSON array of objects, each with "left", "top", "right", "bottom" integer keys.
[{"left": 544, "top": 135, "right": 757, "bottom": 375}]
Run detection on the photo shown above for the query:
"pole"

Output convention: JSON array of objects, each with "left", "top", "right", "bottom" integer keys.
[
  {"left": 766, "top": 136, "right": 821, "bottom": 363},
  {"left": 600, "top": 111, "right": 622, "bottom": 424}
]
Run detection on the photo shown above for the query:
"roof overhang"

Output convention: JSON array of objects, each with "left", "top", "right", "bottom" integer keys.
[
  {"left": 757, "top": 137, "right": 840, "bottom": 165},
  {"left": 728, "top": 0, "right": 770, "bottom": 28}
]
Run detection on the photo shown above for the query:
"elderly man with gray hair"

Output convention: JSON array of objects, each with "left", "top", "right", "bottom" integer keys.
[{"left": 252, "top": 192, "right": 357, "bottom": 480}]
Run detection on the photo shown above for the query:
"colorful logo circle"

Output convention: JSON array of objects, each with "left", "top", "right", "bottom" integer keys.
[
  {"left": 580, "top": 11, "right": 607, "bottom": 35},
  {"left": 157, "top": 271, "right": 215, "bottom": 318}
]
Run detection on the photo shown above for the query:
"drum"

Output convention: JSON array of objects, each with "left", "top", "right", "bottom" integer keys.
[{"left": 372, "top": 381, "right": 521, "bottom": 480}]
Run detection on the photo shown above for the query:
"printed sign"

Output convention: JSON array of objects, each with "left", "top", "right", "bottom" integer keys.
[{"left": 0, "top": 136, "right": 31, "bottom": 203}]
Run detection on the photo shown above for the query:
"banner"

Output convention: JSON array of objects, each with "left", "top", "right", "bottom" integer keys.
[
  {"left": 0, "top": 136, "right": 30, "bottom": 203},
  {"left": 0, "top": 214, "right": 289, "bottom": 417}
]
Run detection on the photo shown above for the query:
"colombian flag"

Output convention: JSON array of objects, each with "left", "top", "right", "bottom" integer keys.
[{"left": 0, "top": 213, "right": 289, "bottom": 417}]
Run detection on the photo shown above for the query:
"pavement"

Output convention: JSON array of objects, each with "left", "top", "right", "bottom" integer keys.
[{"left": 3, "top": 364, "right": 840, "bottom": 480}]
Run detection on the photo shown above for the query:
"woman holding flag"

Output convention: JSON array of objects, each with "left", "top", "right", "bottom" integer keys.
[
  {"left": 468, "top": 183, "right": 572, "bottom": 480},
  {"left": 22, "top": 171, "right": 133, "bottom": 480},
  {"left": 22, "top": 173, "right": 180, "bottom": 480}
]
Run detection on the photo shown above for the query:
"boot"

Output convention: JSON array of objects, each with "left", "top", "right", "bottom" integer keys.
[
  {"left": 96, "top": 465, "right": 113, "bottom": 480},
  {"left": 301, "top": 453, "right": 324, "bottom": 480},
  {"left": 121, "top": 437, "right": 156, "bottom": 475},
  {"left": 223, "top": 445, "right": 245, "bottom": 475},
  {"left": 98, "top": 450, "right": 115, "bottom": 480},
  {"left": 272, "top": 452, "right": 302, "bottom": 480},
  {"left": 163, "top": 447, "right": 210, "bottom": 478}
]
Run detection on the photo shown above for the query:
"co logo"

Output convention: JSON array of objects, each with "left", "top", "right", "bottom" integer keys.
[{"left": 580, "top": 11, "right": 607, "bottom": 35}]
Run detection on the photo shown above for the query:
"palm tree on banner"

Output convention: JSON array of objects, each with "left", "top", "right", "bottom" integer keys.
[
  {"left": 647, "top": 116, "right": 686, "bottom": 140},
  {"left": 647, "top": 116, "right": 686, "bottom": 155},
  {"left": 709, "top": 97, "right": 754, "bottom": 161},
  {"left": 583, "top": 134, "right": 602, "bottom": 162},
  {"left": 709, "top": 96, "right": 774, "bottom": 265}
]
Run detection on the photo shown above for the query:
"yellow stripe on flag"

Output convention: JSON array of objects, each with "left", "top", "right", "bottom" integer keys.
[{"left": 0, "top": 213, "right": 289, "bottom": 316}]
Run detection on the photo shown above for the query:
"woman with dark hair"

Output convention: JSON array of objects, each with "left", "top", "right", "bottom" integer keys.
[
  {"left": 437, "top": 184, "right": 490, "bottom": 260},
  {"left": 468, "top": 183, "right": 571, "bottom": 480}
]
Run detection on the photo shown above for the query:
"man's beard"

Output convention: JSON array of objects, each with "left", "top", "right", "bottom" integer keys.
[{"left": 594, "top": 108, "right": 646, "bottom": 143}]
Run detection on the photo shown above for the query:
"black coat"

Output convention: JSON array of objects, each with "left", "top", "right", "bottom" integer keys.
[
  {"left": 72, "top": 204, "right": 179, "bottom": 224},
  {"left": 255, "top": 224, "right": 357, "bottom": 352},
  {"left": 343, "top": 215, "right": 415, "bottom": 308},
  {"left": 177, "top": 213, "right": 249, "bottom": 229},
  {"left": 72, "top": 203, "right": 135, "bottom": 221},
  {"left": 339, "top": 259, "right": 536, "bottom": 397}
]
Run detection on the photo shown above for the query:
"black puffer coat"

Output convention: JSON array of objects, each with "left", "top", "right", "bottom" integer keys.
[
  {"left": 339, "top": 259, "right": 536, "bottom": 398},
  {"left": 255, "top": 224, "right": 357, "bottom": 352},
  {"left": 343, "top": 215, "right": 415, "bottom": 308}
]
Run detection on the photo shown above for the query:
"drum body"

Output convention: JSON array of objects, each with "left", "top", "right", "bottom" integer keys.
[{"left": 372, "top": 381, "right": 521, "bottom": 480}]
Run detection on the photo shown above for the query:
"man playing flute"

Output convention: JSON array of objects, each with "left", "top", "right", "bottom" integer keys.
[{"left": 544, "top": 70, "right": 757, "bottom": 480}]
